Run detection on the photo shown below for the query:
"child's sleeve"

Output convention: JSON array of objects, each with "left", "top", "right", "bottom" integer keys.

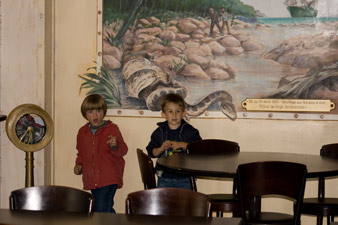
[
  {"left": 75, "top": 132, "right": 83, "bottom": 165},
  {"left": 189, "top": 127, "right": 202, "bottom": 143},
  {"left": 146, "top": 129, "right": 162, "bottom": 158}
]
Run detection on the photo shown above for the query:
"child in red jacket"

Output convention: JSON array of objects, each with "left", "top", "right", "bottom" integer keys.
[{"left": 74, "top": 94, "right": 128, "bottom": 213}]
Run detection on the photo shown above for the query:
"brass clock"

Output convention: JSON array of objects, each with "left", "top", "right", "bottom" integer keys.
[{"left": 6, "top": 104, "right": 54, "bottom": 152}]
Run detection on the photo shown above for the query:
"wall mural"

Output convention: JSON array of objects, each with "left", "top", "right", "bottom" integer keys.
[{"left": 80, "top": 0, "right": 338, "bottom": 120}]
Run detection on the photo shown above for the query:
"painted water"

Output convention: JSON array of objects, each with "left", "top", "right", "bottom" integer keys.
[{"left": 181, "top": 17, "right": 338, "bottom": 110}]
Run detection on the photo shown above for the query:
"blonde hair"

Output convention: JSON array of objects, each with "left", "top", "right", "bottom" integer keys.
[
  {"left": 161, "top": 93, "right": 186, "bottom": 112},
  {"left": 81, "top": 94, "right": 107, "bottom": 119}
]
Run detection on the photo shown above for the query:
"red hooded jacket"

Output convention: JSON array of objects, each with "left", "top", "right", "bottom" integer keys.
[{"left": 75, "top": 120, "right": 128, "bottom": 190}]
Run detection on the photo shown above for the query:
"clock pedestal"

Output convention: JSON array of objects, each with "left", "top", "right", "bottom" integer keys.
[
  {"left": 5, "top": 104, "right": 53, "bottom": 187},
  {"left": 25, "top": 152, "right": 34, "bottom": 187}
]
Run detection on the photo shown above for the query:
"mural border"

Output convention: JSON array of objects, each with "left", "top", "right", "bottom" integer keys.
[{"left": 97, "top": 0, "right": 338, "bottom": 121}]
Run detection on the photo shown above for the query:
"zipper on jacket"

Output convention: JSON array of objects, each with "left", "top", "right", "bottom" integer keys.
[{"left": 91, "top": 134, "right": 95, "bottom": 173}]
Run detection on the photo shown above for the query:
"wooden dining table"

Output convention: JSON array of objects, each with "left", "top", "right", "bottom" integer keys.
[
  {"left": 157, "top": 151, "right": 338, "bottom": 212},
  {"left": 0, "top": 208, "right": 242, "bottom": 225},
  {"left": 156, "top": 152, "right": 338, "bottom": 179}
]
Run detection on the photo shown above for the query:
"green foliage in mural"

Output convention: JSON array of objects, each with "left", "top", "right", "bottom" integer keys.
[
  {"left": 79, "top": 64, "right": 121, "bottom": 108},
  {"left": 103, "top": 0, "right": 256, "bottom": 24}
]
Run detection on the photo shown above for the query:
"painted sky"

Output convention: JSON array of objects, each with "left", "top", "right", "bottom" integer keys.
[
  {"left": 241, "top": 0, "right": 338, "bottom": 17},
  {"left": 317, "top": 0, "right": 338, "bottom": 17}
]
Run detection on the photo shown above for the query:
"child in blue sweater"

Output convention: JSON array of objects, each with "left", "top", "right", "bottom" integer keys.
[{"left": 146, "top": 93, "right": 202, "bottom": 189}]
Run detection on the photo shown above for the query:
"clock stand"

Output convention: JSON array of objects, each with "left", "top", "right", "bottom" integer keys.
[{"left": 5, "top": 104, "right": 53, "bottom": 187}]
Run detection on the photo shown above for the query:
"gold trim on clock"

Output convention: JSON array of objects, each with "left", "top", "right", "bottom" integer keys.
[{"left": 5, "top": 104, "right": 54, "bottom": 152}]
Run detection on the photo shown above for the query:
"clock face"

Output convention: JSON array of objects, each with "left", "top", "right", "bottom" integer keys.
[
  {"left": 6, "top": 104, "right": 54, "bottom": 152},
  {"left": 15, "top": 114, "right": 47, "bottom": 144}
]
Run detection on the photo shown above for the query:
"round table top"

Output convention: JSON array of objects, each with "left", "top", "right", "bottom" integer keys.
[
  {"left": 0, "top": 208, "right": 242, "bottom": 225},
  {"left": 156, "top": 152, "right": 338, "bottom": 179}
]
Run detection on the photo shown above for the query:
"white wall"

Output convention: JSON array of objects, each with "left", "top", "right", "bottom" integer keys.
[{"left": 0, "top": 0, "right": 45, "bottom": 206}]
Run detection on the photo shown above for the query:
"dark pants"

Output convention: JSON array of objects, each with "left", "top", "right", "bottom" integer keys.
[
  {"left": 210, "top": 20, "right": 223, "bottom": 35},
  {"left": 157, "top": 177, "right": 192, "bottom": 190},
  {"left": 91, "top": 184, "right": 118, "bottom": 213}
]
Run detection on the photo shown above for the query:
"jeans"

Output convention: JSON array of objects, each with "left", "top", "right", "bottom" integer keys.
[
  {"left": 157, "top": 177, "right": 192, "bottom": 190},
  {"left": 91, "top": 184, "right": 117, "bottom": 213}
]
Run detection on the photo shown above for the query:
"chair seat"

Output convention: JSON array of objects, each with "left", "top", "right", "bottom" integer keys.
[
  {"left": 302, "top": 198, "right": 338, "bottom": 215},
  {"left": 246, "top": 212, "right": 294, "bottom": 225},
  {"left": 209, "top": 194, "right": 239, "bottom": 216},
  {"left": 209, "top": 193, "right": 237, "bottom": 202}
]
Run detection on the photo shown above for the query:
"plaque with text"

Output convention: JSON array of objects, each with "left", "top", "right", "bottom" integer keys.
[{"left": 242, "top": 99, "right": 335, "bottom": 112}]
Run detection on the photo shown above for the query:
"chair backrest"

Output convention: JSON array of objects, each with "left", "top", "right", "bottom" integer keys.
[
  {"left": 137, "top": 148, "right": 156, "bottom": 189},
  {"left": 321, "top": 143, "right": 338, "bottom": 159},
  {"left": 186, "top": 139, "right": 239, "bottom": 155},
  {"left": 125, "top": 188, "right": 212, "bottom": 217},
  {"left": 10, "top": 185, "right": 93, "bottom": 213},
  {"left": 318, "top": 144, "right": 338, "bottom": 198},
  {"left": 237, "top": 161, "right": 307, "bottom": 224},
  {"left": 186, "top": 139, "right": 239, "bottom": 192}
]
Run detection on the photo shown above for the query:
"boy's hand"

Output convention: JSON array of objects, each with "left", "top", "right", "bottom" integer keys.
[
  {"left": 152, "top": 140, "right": 171, "bottom": 157},
  {"left": 171, "top": 141, "right": 188, "bottom": 150},
  {"left": 162, "top": 140, "right": 172, "bottom": 151},
  {"left": 74, "top": 164, "right": 82, "bottom": 175},
  {"left": 107, "top": 135, "right": 117, "bottom": 147}
]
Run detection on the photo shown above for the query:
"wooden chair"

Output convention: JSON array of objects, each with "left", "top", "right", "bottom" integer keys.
[
  {"left": 125, "top": 187, "right": 211, "bottom": 217},
  {"left": 186, "top": 139, "right": 240, "bottom": 217},
  {"left": 136, "top": 148, "right": 196, "bottom": 190},
  {"left": 10, "top": 185, "right": 93, "bottom": 213},
  {"left": 137, "top": 148, "right": 156, "bottom": 189},
  {"left": 237, "top": 161, "right": 307, "bottom": 225},
  {"left": 186, "top": 139, "right": 240, "bottom": 155},
  {"left": 302, "top": 143, "right": 338, "bottom": 225}
]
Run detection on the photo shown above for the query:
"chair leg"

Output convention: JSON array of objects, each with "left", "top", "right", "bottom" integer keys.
[
  {"left": 232, "top": 210, "right": 240, "bottom": 217},
  {"left": 190, "top": 177, "right": 197, "bottom": 191},
  {"left": 316, "top": 215, "right": 323, "bottom": 225},
  {"left": 327, "top": 215, "right": 334, "bottom": 225},
  {"left": 216, "top": 211, "right": 223, "bottom": 217},
  {"left": 209, "top": 210, "right": 212, "bottom": 218}
]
